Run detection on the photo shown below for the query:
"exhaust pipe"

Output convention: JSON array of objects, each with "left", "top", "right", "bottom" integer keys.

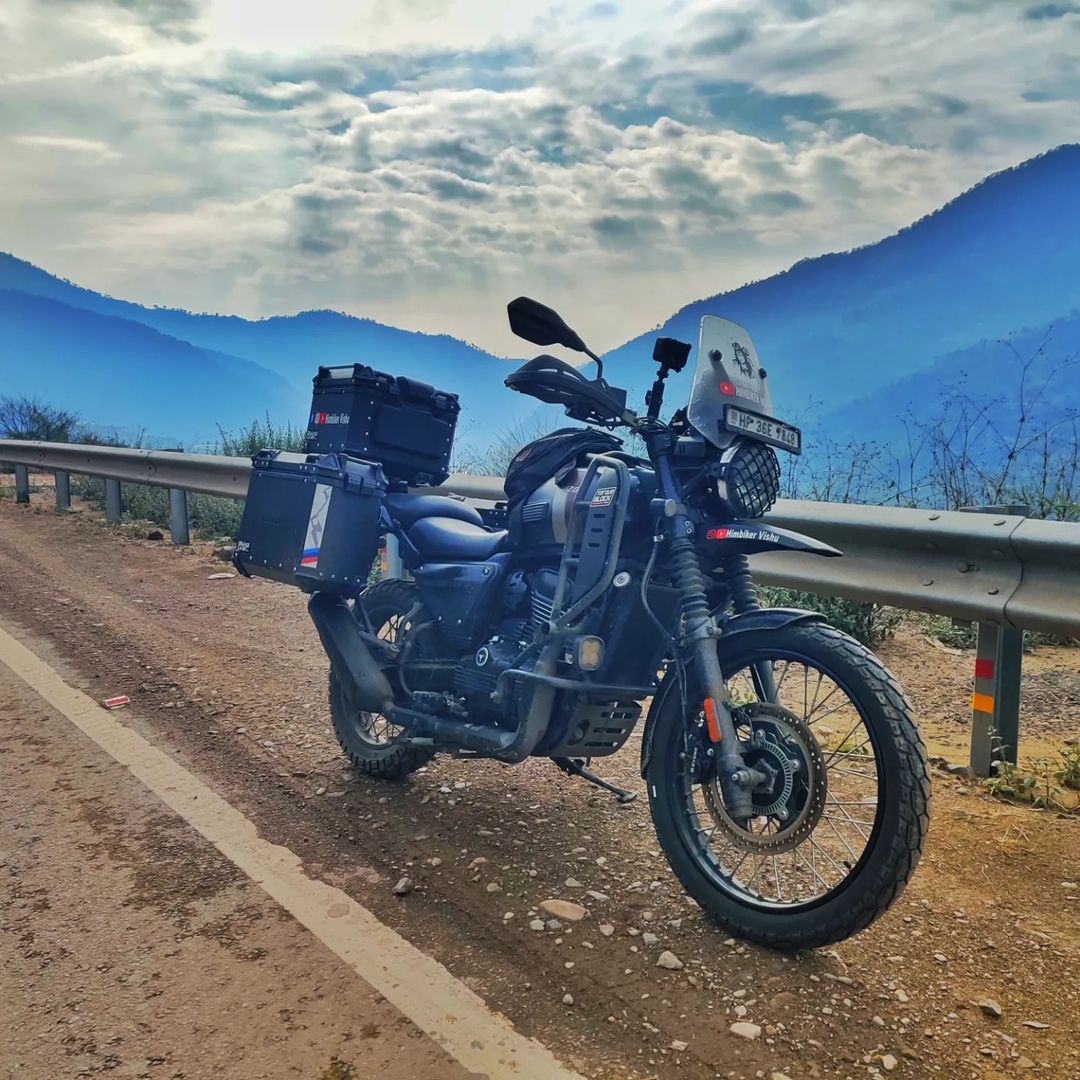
[
  {"left": 388, "top": 707, "right": 517, "bottom": 754},
  {"left": 308, "top": 592, "right": 393, "bottom": 714}
]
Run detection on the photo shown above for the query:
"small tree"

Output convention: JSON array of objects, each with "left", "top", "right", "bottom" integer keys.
[
  {"left": 0, "top": 396, "right": 80, "bottom": 442},
  {"left": 898, "top": 333, "right": 1080, "bottom": 520}
]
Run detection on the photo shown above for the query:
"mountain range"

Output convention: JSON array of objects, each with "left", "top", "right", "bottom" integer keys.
[
  {"left": 1, "top": 144, "right": 1078, "bottom": 461},
  {"left": 0, "top": 253, "right": 518, "bottom": 449},
  {"left": 603, "top": 145, "right": 1080, "bottom": 420}
]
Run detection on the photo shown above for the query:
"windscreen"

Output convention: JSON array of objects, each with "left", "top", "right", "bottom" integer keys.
[{"left": 686, "top": 315, "right": 774, "bottom": 449}]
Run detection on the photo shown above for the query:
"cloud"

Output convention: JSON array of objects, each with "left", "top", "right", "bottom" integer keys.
[
  {"left": 9, "top": 134, "right": 120, "bottom": 157},
  {"left": 0, "top": 0, "right": 1076, "bottom": 352},
  {"left": 32, "top": 0, "right": 204, "bottom": 44},
  {"left": 115, "top": 0, "right": 203, "bottom": 40},
  {"left": 1024, "top": 3, "right": 1080, "bottom": 18}
]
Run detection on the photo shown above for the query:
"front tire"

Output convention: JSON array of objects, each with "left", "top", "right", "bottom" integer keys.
[{"left": 645, "top": 622, "right": 930, "bottom": 949}]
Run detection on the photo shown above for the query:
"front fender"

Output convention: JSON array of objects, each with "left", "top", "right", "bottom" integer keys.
[
  {"left": 698, "top": 520, "right": 842, "bottom": 559},
  {"left": 639, "top": 607, "right": 826, "bottom": 777}
]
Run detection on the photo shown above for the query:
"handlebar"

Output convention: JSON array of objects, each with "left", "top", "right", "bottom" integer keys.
[{"left": 504, "top": 354, "right": 638, "bottom": 428}]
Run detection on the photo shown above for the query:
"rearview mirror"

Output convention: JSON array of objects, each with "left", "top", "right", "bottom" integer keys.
[{"left": 507, "top": 296, "right": 588, "bottom": 354}]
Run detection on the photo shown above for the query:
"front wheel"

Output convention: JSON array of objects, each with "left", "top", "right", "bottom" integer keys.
[{"left": 645, "top": 622, "right": 930, "bottom": 949}]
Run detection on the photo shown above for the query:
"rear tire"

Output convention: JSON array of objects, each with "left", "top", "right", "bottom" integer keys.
[
  {"left": 328, "top": 579, "right": 432, "bottom": 781},
  {"left": 645, "top": 622, "right": 930, "bottom": 949}
]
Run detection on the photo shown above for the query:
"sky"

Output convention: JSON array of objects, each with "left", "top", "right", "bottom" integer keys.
[{"left": 1, "top": 0, "right": 1078, "bottom": 355}]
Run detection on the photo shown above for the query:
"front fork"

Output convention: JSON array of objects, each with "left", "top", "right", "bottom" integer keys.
[
  {"left": 648, "top": 443, "right": 766, "bottom": 820},
  {"left": 725, "top": 551, "right": 779, "bottom": 702},
  {"left": 667, "top": 532, "right": 765, "bottom": 819}
]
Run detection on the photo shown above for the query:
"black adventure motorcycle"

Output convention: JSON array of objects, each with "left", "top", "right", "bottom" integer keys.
[{"left": 236, "top": 297, "right": 930, "bottom": 949}]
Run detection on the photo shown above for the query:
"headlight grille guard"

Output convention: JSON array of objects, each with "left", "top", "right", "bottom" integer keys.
[{"left": 714, "top": 439, "right": 781, "bottom": 519}]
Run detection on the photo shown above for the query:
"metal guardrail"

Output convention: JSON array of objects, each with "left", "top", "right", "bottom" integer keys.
[{"left": 4, "top": 438, "right": 1079, "bottom": 776}]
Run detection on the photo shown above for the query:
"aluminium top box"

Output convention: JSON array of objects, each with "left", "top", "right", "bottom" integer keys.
[
  {"left": 304, "top": 364, "right": 461, "bottom": 486},
  {"left": 234, "top": 450, "right": 386, "bottom": 596}
]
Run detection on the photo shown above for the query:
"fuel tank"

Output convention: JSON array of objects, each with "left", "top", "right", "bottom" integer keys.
[{"left": 509, "top": 459, "right": 657, "bottom": 550}]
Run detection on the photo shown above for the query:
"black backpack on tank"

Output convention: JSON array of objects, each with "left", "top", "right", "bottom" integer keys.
[{"left": 504, "top": 427, "right": 623, "bottom": 515}]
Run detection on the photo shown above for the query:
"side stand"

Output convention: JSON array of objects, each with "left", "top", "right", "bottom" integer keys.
[{"left": 552, "top": 756, "right": 637, "bottom": 803}]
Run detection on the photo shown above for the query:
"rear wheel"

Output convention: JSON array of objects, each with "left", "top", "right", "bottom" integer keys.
[
  {"left": 328, "top": 579, "right": 432, "bottom": 781},
  {"left": 645, "top": 622, "right": 930, "bottom": 948}
]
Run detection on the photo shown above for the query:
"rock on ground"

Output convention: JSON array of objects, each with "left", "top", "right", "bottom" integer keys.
[
  {"left": 729, "top": 1022, "right": 761, "bottom": 1040},
  {"left": 539, "top": 899, "right": 587, "bottom": 922}
]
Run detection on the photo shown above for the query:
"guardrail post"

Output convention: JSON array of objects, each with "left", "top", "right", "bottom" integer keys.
[
  {"left": 55, "top": 470, "right": 71, "bottom": 510},
  {"left": 104, "top": 478, "right": 122, "bottom": 524},
  {"left": 959, "top": 505, "right": 1028, "bottom": 778},
  {"left": 969, "top": 622, "right": 1024, "bottom": 778},
  {"left": 168, "top": 488, "right": 190, "bottom": 545},
  {"left": 14, "top": 464, "right": 30, "bottom": 504}
]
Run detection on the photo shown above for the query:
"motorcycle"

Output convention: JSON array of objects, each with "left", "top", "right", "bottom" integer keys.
[{"left": 293, "top": 298, "right": 931, "bottom": 949}]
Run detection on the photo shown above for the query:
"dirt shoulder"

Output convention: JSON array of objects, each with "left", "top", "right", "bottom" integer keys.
[{"left": 0, "top": 493, "right": 1077, "bottom": 1079}]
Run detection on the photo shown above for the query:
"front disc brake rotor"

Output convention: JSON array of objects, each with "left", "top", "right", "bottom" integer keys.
[{"left": 702, "top": 701, "right": 827, "bottom": 854}]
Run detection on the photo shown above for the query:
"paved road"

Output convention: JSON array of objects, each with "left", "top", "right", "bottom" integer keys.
[{"left": 0, "top": 635, "right": 573, "bottom": 1080}]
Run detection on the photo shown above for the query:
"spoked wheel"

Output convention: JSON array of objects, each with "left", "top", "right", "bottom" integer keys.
[
  {"left": 645, "top": 622, "right": 930, "bottom": 948},
  {"left": 328, "top": 579, "right": 433, "bottom": 780}
]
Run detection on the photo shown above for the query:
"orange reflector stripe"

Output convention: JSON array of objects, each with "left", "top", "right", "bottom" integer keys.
[
  {"left": 703, "top": 698, "right": 721, "bottom": 742},
  {"left": 972, "top": 691, "right": 994, "bottom": 714}
]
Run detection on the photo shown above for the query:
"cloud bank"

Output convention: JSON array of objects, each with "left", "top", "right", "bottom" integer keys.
[{"left": 2, "top": 0, "right": 1077, "bottom": 352}]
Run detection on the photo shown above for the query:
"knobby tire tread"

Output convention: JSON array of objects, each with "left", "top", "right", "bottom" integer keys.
[
  {"left": 646, "top": 622, "right": 930, "bottom": 949},
  {"left": 328, "top": 579, "right": 432, "bottom": 781}
]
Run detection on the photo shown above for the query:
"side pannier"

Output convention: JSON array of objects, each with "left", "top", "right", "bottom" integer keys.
[{"left": 234, "top": 451, "right": 386, "bottom": 595}]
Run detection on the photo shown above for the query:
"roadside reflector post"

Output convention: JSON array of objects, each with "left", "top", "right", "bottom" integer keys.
[
  {"left": 104, "top": 478, "right": 122, "bottom": 524},
  {"left": 14, "top": 464, "right": 30, "bottom": 504},
  {"left": 55, "top": 470, "right": 71, "bottom": 510},
  {"left": 169, "top": 488, "right": 190, "bottom": 546},
  {"left": 969, "top": 621, "right": 1023, "bottom": 778},
  {"left": 382, "top": 532, "right": 404, "bottom": 580},
  {"left": 959, "top": 504, "right": 1028, "bottom": 779}
]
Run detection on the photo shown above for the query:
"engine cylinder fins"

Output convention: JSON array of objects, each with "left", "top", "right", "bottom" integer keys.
[
  {"left": 531, "top": 590, "right": 555, "bottom": 626},
  {"left": 529, "top": 566, "right": 560, "bottom": 627}
]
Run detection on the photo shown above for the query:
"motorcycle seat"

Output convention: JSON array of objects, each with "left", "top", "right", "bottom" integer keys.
[
  {"left": 386, "top": 491, "right": 484, "bottom": 529},
  {"left": 407, "top": 516, "right": 508, "bottom": 561}
]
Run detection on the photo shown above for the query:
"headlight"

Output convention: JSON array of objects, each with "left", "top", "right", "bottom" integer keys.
[{"left": 715, "top": 439, "right": 780, "bottom": 519}]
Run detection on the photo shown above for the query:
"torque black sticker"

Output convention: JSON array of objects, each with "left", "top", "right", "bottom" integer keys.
[{"left": 590, "top": 486, "right": 616, "bottom": 507}]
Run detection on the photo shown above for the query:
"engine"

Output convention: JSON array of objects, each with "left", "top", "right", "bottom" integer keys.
[
  {"left": 451, "top": 567, "right": 560, "bottom": 713},
  {"left": 452, "top": 628, "right": 528, "bottom": 706}
]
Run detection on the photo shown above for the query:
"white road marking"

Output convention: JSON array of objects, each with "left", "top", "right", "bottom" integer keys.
[{"left": 0, "top": 624, "right": 582, "bottom": 1080}]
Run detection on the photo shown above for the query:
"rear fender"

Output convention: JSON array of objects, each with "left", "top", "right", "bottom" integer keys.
[
  {"left": 639, "top": 607, "right": 826, "bottom": 776},
  {"left": 698, "top": 520, "right": 842, "bottom": 559}
]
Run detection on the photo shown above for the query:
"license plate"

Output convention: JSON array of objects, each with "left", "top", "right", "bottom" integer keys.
[{"left": 725, "top": 406, "right": 801, "bottom": 454}]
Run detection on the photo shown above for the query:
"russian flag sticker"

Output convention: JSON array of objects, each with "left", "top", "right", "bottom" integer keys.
[{"left": 299, "top": 483, "right": 333, "bottom": 571}]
